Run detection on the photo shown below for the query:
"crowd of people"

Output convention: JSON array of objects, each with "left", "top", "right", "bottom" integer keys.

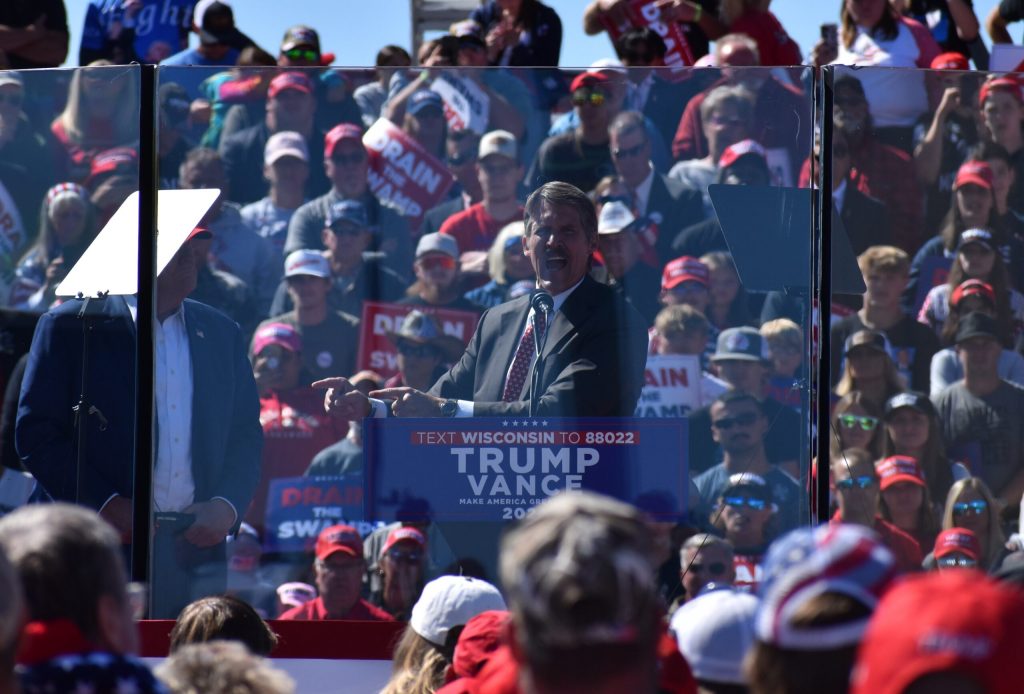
[{"left": 3, "top": 0, "right": 1024, "bottom": 691}]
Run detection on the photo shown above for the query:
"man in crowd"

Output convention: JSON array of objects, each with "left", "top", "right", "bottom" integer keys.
[
  {"left": 259, "top": 249, "right": 359, "bottom": 382},
  {"left": 0, "top": 505, "right": 162, "bottom": 689},
  {"left": 159, "top": 0, "right": 253, "bottom": 97},
  {"left": 370, "top": 525, "right": 428, "bottom": 621},
  {"left": 158, "top": 82, "right": 194, "bottom": 190},
  {"left": 830, "top": 245, "right": 939, "bottom": 393},
  {"left": 610, "top": 110, "right": 702, "bottom": 266},
  {"left": 179, "top": 147, "right": 281, "bottom": 316},
  {"left": 219, "top": 71, "right": 328, "bottom": 205},
  {"left": 422, "top": 129, "right": 482, "bottom": 235},
  {"left": 353, "top": 44, "right": 411, "bottom": 128},
  {"left": 688, "top": 327, "right": 803, "bottom": 474},
  {"left": 932, "top": 312, "right": 1024, "bottom": 503},
  {"left": 528, "top": 72, "right": 615, "bottom": 193},
  {"left": 279, "top": 523, "right": 393, "bottom": 621},
  {"left": 240, "top": 130, "right": 311, "bottom": 262},
  {"left": 16, "top": 226, "right": 263, "bottom": 618},
  {"left": 276, "top": 25, "right": 363, "bottom": 135},
  {"left": 693, "top": 390, "right": 803, "bottom": 534},
  {"left": 382, "top": 310, "right": 463, "bottom": 391},
  {"left": 829, "top": 448, "right": 923, "bottom": 573},
  {"left": 318, "top": 182, "right": 648, "bottom": 419},
  {"left": 678, "top": 533, "right": 736, "bottom": 604},
  {"left": 284, "top": 123, "right": 413, "bottom": 275},
  {"left": 439, "top": 130, "right": 524, "bottom": 269},
  {"left": 270, "top": 198, "right": 408, "bottom": 318},
  {"left": 596, "top": 200, "right": 661, "bottom": 326},
  {"left": 651, "top": 304, "right": 728, "bottom": 403}
]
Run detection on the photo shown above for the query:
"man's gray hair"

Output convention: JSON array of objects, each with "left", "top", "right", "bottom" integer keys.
[
  {"left": 699, "top": 84, "right": 755, "bottom": 125},
  {"left": 680, "top": 533, "right": 735, "bottom": 565},
  {"left": 608, "top": 110, "right": 647, "bottom": 143},
  {"left": 0, "top": 503, "right": 128, "bottom": 643},
  {"left": 523, "top": 181, "right": 597, "bottom": 242}
]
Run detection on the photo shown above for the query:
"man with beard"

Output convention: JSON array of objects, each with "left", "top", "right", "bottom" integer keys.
[{"left": 693, "top": 390, "right": 802, "bottom": 534}]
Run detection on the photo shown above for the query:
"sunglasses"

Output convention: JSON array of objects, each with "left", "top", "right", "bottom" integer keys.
[
  {"left": 612, "top": 142, "right": 645, "bottom": 159},
  {"left": 417, "top": 255, "right": 456, "bottom": 271},
  {"left": 397, "top": 342, "right": 440, "bottom": 358},
  {"left": 835, "top": 475, "right": 876, "bottom": 491},
  {"left": 331, "top": 152, "right": 366, "bottom": 166},
  {"left": 937, "top": 556, "right": 978, "bottom": 568},
  {"left": 690, "top": 561, "right": 728, "bottom": 575},
  {"left": 572, "top": 89, "right": 606, "bottom": 107},
  {"left": 952, "top": 500, "right": 988, "bottom": 516},
  {"left": 722, "top": 495, "right": 768, "bottom": 511},
  {"left": 284, "top": 48, "right": 319, "bottom": 62},
  {"left": 838, "top": 414, "right": 878, "bottom": 432},
  {"left": 385, "top": 548, "right": 423, "bottom": 563},
  {"left": 0, "top": 93, "right": 23, "bottom": 108},
  {"left": 711, "top": 412, "right": 758, "bottom": 430}
]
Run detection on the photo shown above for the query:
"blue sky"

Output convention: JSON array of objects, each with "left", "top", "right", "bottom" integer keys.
[{"left": 61, "top": 0, "right": 1008, "bottom": 68}]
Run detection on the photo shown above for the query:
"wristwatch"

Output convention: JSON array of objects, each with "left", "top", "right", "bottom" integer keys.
[{"left": 440, "top": 398, "right": 458, "bottom": 417}]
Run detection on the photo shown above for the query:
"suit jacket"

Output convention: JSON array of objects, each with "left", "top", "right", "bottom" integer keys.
[
  {"left": 647, "top": 173, "right": 704, "bottom": 266},
  {"left": 16, "top": 296, "right": 263, "bottom": 515},
  {"left": 429, "top": 275, "right": 648, "bottom": 417}
]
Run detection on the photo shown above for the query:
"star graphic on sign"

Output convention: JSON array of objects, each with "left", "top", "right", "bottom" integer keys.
[
  {"left": 512, "top": 419, "right": 520, "bottom": 427},
  {"left": 502, "top": 420, "right": 509, "bottom": 427},
  {"left": 541, "top": 420, "right": 548, "bottom": 426}
]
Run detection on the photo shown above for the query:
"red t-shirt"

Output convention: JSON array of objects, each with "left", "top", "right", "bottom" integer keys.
[
  {"left": 278, "top": 596, "right": 394, "bottom": 621},
  {"left": 439, "top": 203, "right": 524, "bottom": 254},
  {"left": 728, "top": 11, "right": 802, "bottom": 67},
  {"left": 830, "top": 513, "right": 924, "bottom": 573}
]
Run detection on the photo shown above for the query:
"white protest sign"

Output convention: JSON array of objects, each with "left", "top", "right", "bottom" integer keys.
[
  {"left": 635, "top": 354, "right": 703, "bottom": 418},
  {"left": 430, "top": 72, "right": 490, "bottom": 135}
]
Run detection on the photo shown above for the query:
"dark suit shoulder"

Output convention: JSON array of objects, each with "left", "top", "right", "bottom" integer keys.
[{"left": 183, "top": 298, "right": 243, "bottom": 336}]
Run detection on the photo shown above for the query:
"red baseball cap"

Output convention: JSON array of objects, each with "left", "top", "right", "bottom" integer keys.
[
  {"left": 953, "top": 160, "right": 994, "bottom": 190},
  {"left": 978, "top": 77, "right": 1022, "bottom": 108},
  {"left": 268, "top": 71, "right": 314, "bottom": 99},
  {"left": 314, "top": 524, "right": 363, "bottom": 561},
  {"left": 718, "top": 139, "right": 767, "bottom": 170},
  {"left": 874, "top": 455, "right": 925, "bottom": 491},
  {"left": 452, "top": 610, "right": 509, "bottom": 679},
  {"left": 324, "top": 123, "right": 364, "bottom": 159},
  {"left": 379, "top": 526, "right": 426, "bottom": 559},
  {"left": 851, "top": 571, "right": 1024, "bottom": 694},
  {"left": 951, "top": 279, "right": 996, "bottom": 308},
  {"left": 86, "top": 146, "right": 138, "bottom": 186},
  {"left": 931, "top": 52, "right": 969, "bottom": 71},
  {"left": 569, "top": 71, "right": 609, "bottom": 93},
  {"left": 251, "top": 322, "right": 302, "bottom": 355},
  {"left": 661, "top": 256, "right": 709, "bottom": 290},
  {"left": 933, "top": 528, "right": 981, "bottom": 563}
]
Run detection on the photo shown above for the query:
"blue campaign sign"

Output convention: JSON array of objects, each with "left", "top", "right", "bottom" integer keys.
[
  {"left": 263, "top": 476, "right": 376, "bottom": 553},
  {"left": 363, "top": 418, "right": 688, "bottom": 523}
]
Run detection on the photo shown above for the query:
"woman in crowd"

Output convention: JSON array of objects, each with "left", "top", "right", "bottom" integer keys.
[
  {"left": 928, "top": 280, "right": 1024, "bottom": 393},
  {"left": 701, "top": 251, "right": 755, "bottom": 333},
  {"left": 812, "top": 0, "right": 940, "bottom": 150},
  {"left": 9, "top": 183, "right": 97, "bottom": 311},
  {"left": 978, "top": 77, "right": 1024, "bottom": 214},
  {"left": 834, "top": 330, "right": 905, "bottom": 407},
  {"left": 464, "top": 221, "right": 533, "bottom": 309},
  {"left": 830, "top": 391, "right": 885, "bottom": 462},
  {"left": 880, "top": 391, "right": 966, "bottom": 505},
  {"left": 50, "top": 60, "right": 140, "bottom": 182},
  {"left": 931, "top": 477, "right": 1008, "bottom": 572},
  {"left": 876, "top": 455, "right": 940, "bottom": 552}
]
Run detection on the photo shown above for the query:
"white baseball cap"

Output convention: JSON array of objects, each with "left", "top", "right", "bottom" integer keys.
[
  {"left": 284, "top": 249, "right": 330, "bottom": 279},
  {"left": 670, "top": 588, "right": 758, "bottom": 685},
  {"left": 478, "top": 130, "right": 518, "bottom": 162},
  {"left": 265, "top": 130, "right": 310, "bottom": 166},
  {"left": 416, "top": 232, "right": 459, "bottom": 259},
  {"left": 410, "top": 576, "right": 507, "bottom": 646},
  {"left": 597, "top": 200, "right": 636, "bottom": 235}
]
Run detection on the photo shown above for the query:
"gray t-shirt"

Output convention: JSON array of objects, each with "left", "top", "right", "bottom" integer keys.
[
  {"left": 256, "top": 310, "right": 360, "bottom": 382},
  {"left": 932, "top": 380, "right": 1024, "bottom": 496}
]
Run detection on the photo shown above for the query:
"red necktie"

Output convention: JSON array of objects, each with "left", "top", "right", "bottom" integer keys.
[{"left": 502, "top": 311, "right": 547, "bottom": 402}]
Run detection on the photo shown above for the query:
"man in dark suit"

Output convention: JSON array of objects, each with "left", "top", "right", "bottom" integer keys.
[
  {"left": 16, "top": 228, "right": 263, "bottom": 616},
  {"left": 609, "top": 111, "right": 703, "bottom": 266},
  {"left": 317, "top": 181, "right": 649, "bottom": 419}
]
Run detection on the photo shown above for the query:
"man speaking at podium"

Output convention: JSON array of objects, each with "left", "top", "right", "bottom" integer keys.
[{"left": 317, "top": 182, "right": 648, "bottom": 419}]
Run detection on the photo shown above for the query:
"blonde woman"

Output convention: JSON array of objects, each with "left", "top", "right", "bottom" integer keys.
[{"left": 930, "top": 477, "right": 1008, "bottom": 572}]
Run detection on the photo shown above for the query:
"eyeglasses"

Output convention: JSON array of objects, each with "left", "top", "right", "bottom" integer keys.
[
  {"left": 417, "top": 255, "right": 456, "bottom": 271},
  {"left": 952, "top": 500, "right": 988, "bottom": 516},
  {"left": 711, "top": 412, "right": 758, "bottom": 430},
  {"left": 835, "top": 475, "right": 876, "bottom": 491},
  {"left": 331, "top": 152, "right": 366, "bottom": 166},
  {"left": 572, "top": 88, "right": 606, "bottom": 107},
  {"left": 612, "top": 142, "right": 646, "bottom": 159},
  {"left": 386, "top": 548, "right": 424, "bottom": 563},
  {"left": 689, "top": 561, "right": 728, "bottom": 576},
  {"left": 0, "top": 93, "right": 23, "bottom": 108},
  {"left": 838, "top": 414, "right": 878, "bottom": 432},
  {"left": 937, "top": 556, "right": 978, "bottom": 568},
  {"left": 284, "top": 48, "right": 319, "bottom": 63},
  {"left": 722, "top": 495, "right": 768, "bottom": 511},
  {"left": 397, "top": 342, "right": 440, "bottom": 359}
]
